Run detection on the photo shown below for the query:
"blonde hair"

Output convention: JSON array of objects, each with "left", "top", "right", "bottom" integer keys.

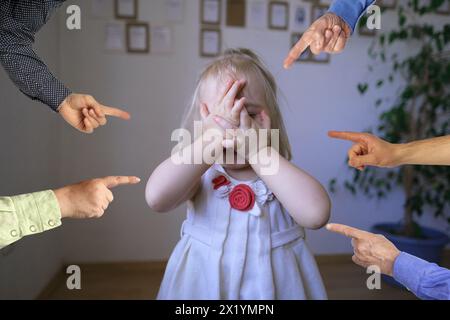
[{"left": 181, "top": 48, "right": 292, "bottom": 161}]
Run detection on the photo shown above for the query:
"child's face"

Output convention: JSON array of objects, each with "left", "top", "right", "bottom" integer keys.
[{"left": 200, "top": 73, "right": 270, "bottom": 170}]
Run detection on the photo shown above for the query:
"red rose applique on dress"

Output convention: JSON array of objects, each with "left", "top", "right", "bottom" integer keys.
[
  {"left": 229, "top": 184, "right": 256, "bottom": 212},
  {"left": 212, "top": 169, "right": 273, "bottom": 216},
  {"left": 212, "top": 175, "right": 231, "bottom": 190}
]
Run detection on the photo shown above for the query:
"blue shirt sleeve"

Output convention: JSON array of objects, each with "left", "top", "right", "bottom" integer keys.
[
  {"left": 328, "top": 0, "right": 376, "bottom": 33},
  {"left": 393, "top": 252, "right": 450, "bottom": 300}
]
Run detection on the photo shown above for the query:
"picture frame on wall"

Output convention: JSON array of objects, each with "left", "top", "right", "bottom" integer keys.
[
  {"left": 126, "top": 22, "right": 149, "bottom": 53},
  {"left": 201, "top": 0, "right": 222, "bottom": 25},
  {"left": 226, "top": 0, "right": 247, "bottom": 27},
  {"left": 291, "top": 2, "right": 310, "bottom": 32},
  {"left": 290, "top": 33, "right": 311, "bottom": 62},
  {"left": 200, "top": 28, "right": 221, "bottom": 57},
  {"left": 115, "top": 0, "right": 138, "bottom": 20},
  {"left": 269, "top": 1, "right": 289, "bottom": 30}
]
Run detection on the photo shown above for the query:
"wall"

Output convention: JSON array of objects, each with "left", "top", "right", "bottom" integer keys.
[
  {"left": 0, "top": 16, "right": 63, "bottom": 299},
  {"left": 56, "top": 0, "right": 449, "bottom": 264}
]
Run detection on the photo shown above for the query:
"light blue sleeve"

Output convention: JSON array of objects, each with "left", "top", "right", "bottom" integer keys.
[
  {"left": 328, "top": 0, "right": 376, "bottom": 32},
  {"left": 393, "top": 252, "right": 450, "bottom": 300}
]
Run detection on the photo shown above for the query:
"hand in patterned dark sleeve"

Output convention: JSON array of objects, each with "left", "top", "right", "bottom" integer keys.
[{"left": 58, "top": 94, "right": 131, "bottom": 134}]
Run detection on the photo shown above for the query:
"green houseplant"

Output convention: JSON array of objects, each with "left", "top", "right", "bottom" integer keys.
[{"left": 330, "top": 0, "right": 449, "bottom": 271}]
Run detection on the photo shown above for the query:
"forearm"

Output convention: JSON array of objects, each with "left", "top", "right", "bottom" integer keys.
[
  {"left": 0, "top": 7, "right": 71, "bottom": 111},
  {"left": 146, "top": 136, "right": 221, "bottom": 212},
  {"left": 395, "top": 135, "right": 450, "bottom": 166},
  {"left": 328, "top": 0, "right": 376, "bottom": 32},
  {"left": 0, "top": 191, "right": 62, "bottom": 250},
  {"left": 251, "top": 148, "right": 331, "bottom": 229}
]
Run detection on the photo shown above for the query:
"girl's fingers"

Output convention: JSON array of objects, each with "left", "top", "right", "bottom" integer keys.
[
  {"left": 200, "top": 103, "right": 210, "bottom": 120},
  {"left": 214, "top": 116, "right": 238, "bottom": 130},
  {"left": 240, "top": 107, "right": 252, "bottom": 129},
  {"left": 219, "top": 79, "right": 235, "bottom": 101},
  {"left": 231, "top": 97, "right": 246, "bottom": 121},
  {"left": 223, "top": 80, "right": 246, "bottom": 107}
]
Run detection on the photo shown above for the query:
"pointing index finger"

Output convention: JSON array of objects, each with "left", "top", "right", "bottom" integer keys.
[
  {"left": 328, "top": 131, "right": 367, "bottom": 144},
  {"left": 103, "top": 176, "right": 141, "bottom": 189},
  {"left": 284, "top": 33, "right": 313, "bottom": 69},
  {"left": 326, "top": 223, "right": 368, "bottom": 240},
  {"left": 101, "top": 105, "right": 131, "bottom": 120}
]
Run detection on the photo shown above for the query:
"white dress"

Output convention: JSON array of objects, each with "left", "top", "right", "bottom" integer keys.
[{"left": 157, "top": 165, "right": 327, "bottom": 300}]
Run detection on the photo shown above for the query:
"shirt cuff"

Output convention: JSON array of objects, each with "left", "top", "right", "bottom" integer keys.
[
  {"left": 328, "top": 0, "right": 374, "bottom": 33},
  {"left": 11, "top": 190, "right": 62, "bottom": 238},
  {"left": 393, "top": 252, "right": 430, "bottom": 293},
  {"left": 44, "top": 81, "right": 72, "bottom": 112}
]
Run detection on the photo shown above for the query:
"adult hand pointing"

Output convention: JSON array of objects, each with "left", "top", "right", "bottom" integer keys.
[
  {"left": 284, "top": 13, "right": 351, "bottom": 69},
  {"left": 54, "top": 176, "right": 141, "bottom": 219},
  {"left": 58, "top": 93, "right": 131, "bottom": 134},
  {"left": 326, "top": 223, "right": 400, "bottom": 276},
  {"left": 328, "top": 131, "right": 400, "bottom": 170}
]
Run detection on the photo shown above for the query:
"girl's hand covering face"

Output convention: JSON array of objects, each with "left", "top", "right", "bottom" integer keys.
[
  {"left": 200, "top": 78, "right": 271, "bottom": 160},
  {"left": 214, "top": 102, "right": 272, "bottom": 160},
  {"left": 199, "top": 79, "right": 248, "bottom": 141}
]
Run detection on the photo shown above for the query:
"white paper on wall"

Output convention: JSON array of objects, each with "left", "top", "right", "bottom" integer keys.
[
  {"left": 291, "top": 3, "right": 310, "bottom": 32},
  {"left": 105, "top": 22, "right": 125, "bottom": 51},
  {"left": 166, "top": 0, "right": 184, "bottom": 23},
  {"left": 247, "top": 0, "right": 267, "bottom": 29},
  {"left": 202, "top": 0, "right": 221, "bottom": 23},
  {"left": 151, "top": 26, "right": 173, "bottom": 54},
  {"left": 202, "top": 30, "right": 220, "bottom": 55},
  {"left": 129, "top": 26, "right": 148, "bottom": 50},
  {"left": 117, "top": 0, "right": 135, "bottom": 17},
  {"left": 270, "top": 3, "right": 288, "bottom": 28}
]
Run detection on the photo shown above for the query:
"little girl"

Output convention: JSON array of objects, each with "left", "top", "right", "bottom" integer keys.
[{"left": 146, "top": 49, "right": 330, "bottom": 300}]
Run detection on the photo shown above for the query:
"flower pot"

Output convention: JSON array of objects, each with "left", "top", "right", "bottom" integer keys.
[{"left": 371, "top": 223, "right": 449, "bottom": 288}]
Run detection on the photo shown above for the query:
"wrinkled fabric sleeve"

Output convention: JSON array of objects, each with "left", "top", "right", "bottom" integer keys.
[
  {"left": 328, "top": 0, "right": 376, "bottom": 32},
  {"left": 393, "top": 252, "right": 450, "bottom": 300},
  {"left": 0, "top": 190, "right": 62, "bottom": 249}
]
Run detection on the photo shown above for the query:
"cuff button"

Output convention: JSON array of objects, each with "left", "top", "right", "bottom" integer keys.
[
  {"left": 10, "top": 230, "right": 18, "bottom": 237},
  {"left": 48, "top": 220, "right": 55, "bottom": 227},
  {"left": 30, "top": 225, "right": 37, "bottom": 233}
]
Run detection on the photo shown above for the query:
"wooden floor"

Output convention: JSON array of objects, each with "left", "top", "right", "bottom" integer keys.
[{"left": 39, "top": 254, "right": 450, "bottom": 300}]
